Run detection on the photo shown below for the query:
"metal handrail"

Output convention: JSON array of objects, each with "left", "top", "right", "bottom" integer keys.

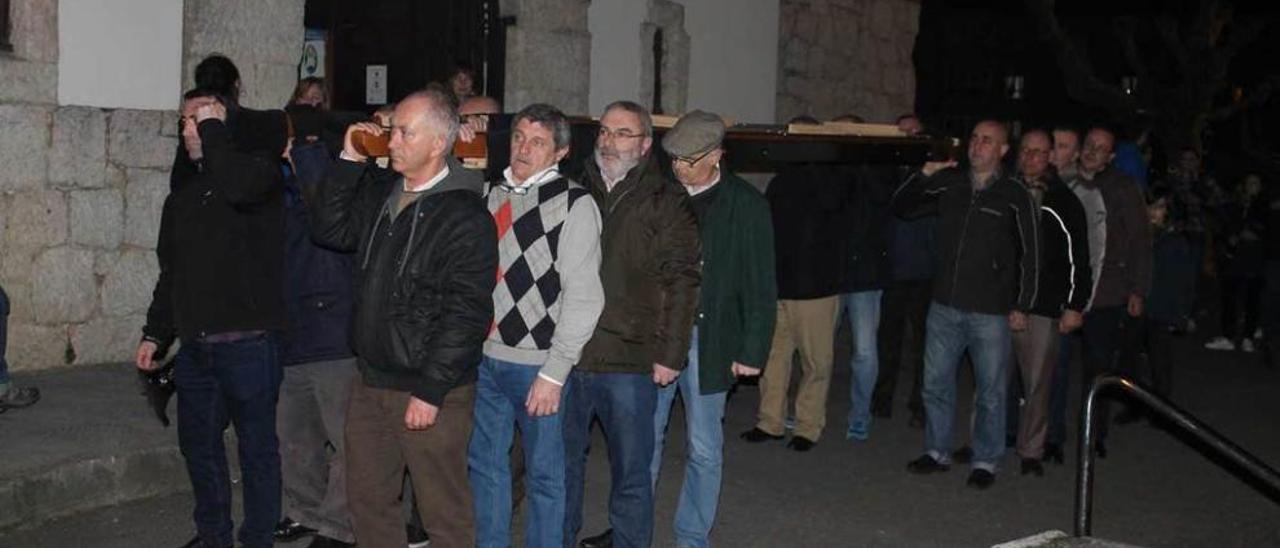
[{"left": 1074, "top": 374, "right": 1280, "bottom": 537}]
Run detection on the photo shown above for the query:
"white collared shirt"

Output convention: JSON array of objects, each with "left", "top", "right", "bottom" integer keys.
[
  {"left": 503, "top": 164, "right": 561, "bottom": 190},
  {"left": 683, "top": 170, "right": 721, "bottom": 196},
  {"left": 405, "top": 165, "right": 450, "bottom": 193}
]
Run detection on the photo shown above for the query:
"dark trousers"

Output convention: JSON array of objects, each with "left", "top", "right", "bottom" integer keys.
[
  {"left": 1141, "top": 319, "right": 1175, "bottom": 397},
  {"left": 873, "top": 280, "right": 932, "bottom": 415},
  {"left": 175, "top": 333, "right": 283, "bottom": 548},
  {"left": 1047, "top": 332, "right": 1079, "bottom": 446},
  {"left": 563, "top": 370, "right": 657, "bottom": 548},
  {"left": 277, "top": 358, "right": 357, "bottom": 543},
  {"left": 1080, "top": 306, "right": 1140, "bottom": 443},
  {"left": 345, "top": 381, "right": 476, "bottom": 548},
  {"left": 1220, "top": 275, "right": 1264, "bottom": 341}
]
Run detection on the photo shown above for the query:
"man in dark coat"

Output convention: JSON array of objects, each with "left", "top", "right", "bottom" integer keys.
[
  {"left": 136, "top": 87, "right": 288, "bottom": 548},
  {"left": 311, "top": 88, "right": 498, "bottom": 548},
  {"left": 568, "top": 101, "right": 701, "bottom": 548}
]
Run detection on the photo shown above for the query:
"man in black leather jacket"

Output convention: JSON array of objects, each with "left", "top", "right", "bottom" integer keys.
[{"left": 312, "top": 88, "right": 497, "bottom": 548}]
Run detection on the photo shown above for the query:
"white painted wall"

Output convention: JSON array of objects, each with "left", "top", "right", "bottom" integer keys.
[
  {"left": 676, "top": 0, "right": 779, "bottom": 124},
  {"left": 58, "top": 0, "right": 184, "bottom": 110},
  {"left": 587, "top": 0, "right": 648, "bottom": 115}
]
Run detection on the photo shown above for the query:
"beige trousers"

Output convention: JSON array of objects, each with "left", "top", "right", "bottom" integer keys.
[
  {"left": 1011, "top": 314, "right": 1061, "bottom": 460},
  {"left": 756, "top": 297, "right": 839, "bottom": 441}
]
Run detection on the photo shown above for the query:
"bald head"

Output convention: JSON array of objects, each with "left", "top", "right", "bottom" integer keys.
[{"left": 967, "top": 120, "right": 1010, "bottom": 176}]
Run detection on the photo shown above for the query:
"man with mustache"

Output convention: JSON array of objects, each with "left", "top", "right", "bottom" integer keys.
[{"left": 567, "top": 101, "right": 700, "bottom": 548}]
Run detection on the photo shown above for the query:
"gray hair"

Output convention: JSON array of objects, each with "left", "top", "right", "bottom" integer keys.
[
  {"left": 601, "top": 100, "right": 653, "bottom": 136},
  {"left": 513, "top": 103, "right": 572, "bottom": 150},
  {"left": 402, "top": 87, "right": 460, "bottom": 147}
]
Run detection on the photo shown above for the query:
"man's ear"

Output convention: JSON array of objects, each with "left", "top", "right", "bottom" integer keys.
[{"left": 554, "top": 146, "right": 571, "bottom": 163}]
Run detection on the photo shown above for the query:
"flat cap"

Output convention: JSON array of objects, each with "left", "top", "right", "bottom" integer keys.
[{"left": 662, "top": 110, "right": 725, "bottom": 158}]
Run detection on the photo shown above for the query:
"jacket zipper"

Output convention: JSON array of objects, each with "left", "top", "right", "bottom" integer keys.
[{"left": 950, "top": 188, "right": 979, "bottom": 300}]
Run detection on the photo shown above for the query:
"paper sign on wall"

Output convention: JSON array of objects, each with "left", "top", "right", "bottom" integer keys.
[{"left": 366, "top": 65, "right": 388, "bottom": 105}]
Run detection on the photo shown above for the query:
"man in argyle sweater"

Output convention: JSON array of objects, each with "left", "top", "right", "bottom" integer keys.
[{"left": 468, "top": 103, "right": 604, "bottom": 548}]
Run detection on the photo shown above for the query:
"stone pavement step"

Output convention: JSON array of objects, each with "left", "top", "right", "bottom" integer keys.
[
  {"left": 995, "top": 530, "right": 1144, "bottom": 548},
  {"left": 0, "top": 363, "right": 189, "bottom": 533}
]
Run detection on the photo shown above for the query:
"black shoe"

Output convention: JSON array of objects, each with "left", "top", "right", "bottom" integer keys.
[
  {"left": 580, "top": 528, "right": 613, "bottom": 548},
  {"left": 1020, "top": 458, "right": 1044, "bottom": 477},
  {"left": 906, "top": 454, "right": 950, "bottom": 474},
  {"left": 307, "top": 536, "right": 355, "bottom": 548},
  {"left": 966, "top": 469, "right": 996, "bottom": 490},
  {"left": 274, "top": 517, "right": 316, "bottom": 542},
  {"left": 907, "top": 412, "right": 925, "bottom": 429},
  {"left": 1095, "top": 440, "right": 1108, "bottom": 459},
  {"left": 739, "top": 427, "right": 784, "bottom": 443},
  {"left": 787, "top": 436, "right": 816, "bottom": 452},
  {"left": 952, "top": 445, "right": 973, "bottom": 464},
  {"left": 1043, "top": 442, "right": 1064, "bottom": 464},
  {"left": 0, "top": 386, "right": 40, "bottom": 411},
  {"left": 407, "top": 523, "right": 431, "bottom": 548},
  {"left": 178, "top": 537, "right": 229, "bottom": 548}
]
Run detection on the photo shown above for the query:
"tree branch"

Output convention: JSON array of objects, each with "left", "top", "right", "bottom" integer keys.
[
  {"left": 1112, "top": 17, "right": 1150, "bottom": 84},
  {"left": 1023, "top": 0, "right": 1137, "bottom": 112}
]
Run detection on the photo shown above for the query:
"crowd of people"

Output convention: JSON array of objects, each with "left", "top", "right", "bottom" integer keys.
[{"left": 13, "top": 50, "right": 1250, "bottom": 548}]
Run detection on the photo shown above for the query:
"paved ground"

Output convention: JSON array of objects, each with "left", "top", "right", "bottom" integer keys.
[{"left": 2, "top": 323, "right": 1279, "bottom": 547}]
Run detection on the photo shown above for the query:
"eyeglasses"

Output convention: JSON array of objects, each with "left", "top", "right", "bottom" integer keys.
[
  {"left": 597, "top": 126, "right": 646, "bottom": 141},
  {"left": 672, "top": 148, "right": 716, "bottom": 167}
]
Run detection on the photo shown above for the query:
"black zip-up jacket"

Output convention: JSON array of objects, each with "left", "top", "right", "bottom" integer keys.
[
  {"left": 1022, "top": 174, "right": 1093, "bottom": 318},
  {"left": 311, "top": 158, "right": 497, "bottom": 406},
  {"left": 841, "top": 164, "right": 895, "bottom": 292},
  {"left": 766, "top": 165, "right": 849, "bottom": 299},
  {"left": 143, "top": 116, "right": 286, "bottom": 351},
  {"left": 892, "top": 166, "right": 1040, "bottom": 315}
]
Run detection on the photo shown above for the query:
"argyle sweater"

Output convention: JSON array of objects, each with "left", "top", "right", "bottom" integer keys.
[{"left": 484, "top": 167, "right": 604, "bottom": 384}]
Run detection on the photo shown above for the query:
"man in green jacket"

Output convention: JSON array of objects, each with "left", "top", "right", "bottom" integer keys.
[{"left": 651, "top": 111, "right": 777, "bottom": 547}]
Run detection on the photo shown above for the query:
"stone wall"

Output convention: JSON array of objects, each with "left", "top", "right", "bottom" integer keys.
[
  {"left": 776, "top": 0, "right": 920, "bottom": 123},
  {"left": 501, "top": 0, "right": 593, "bottom": 114},
  {"left": 0, "top": 0, "right": 303, "bottom": 372},
  {"left": 183, "top": 0, "right": 305, "bottom": 110}
]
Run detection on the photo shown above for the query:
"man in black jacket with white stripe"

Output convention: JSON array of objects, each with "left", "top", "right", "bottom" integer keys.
[
  {"left": 1006, "top": 129, "right": 1091, "bottom": 477},
  {"left": 894, "top": 120, "right": 1040, "bottom": 490}
]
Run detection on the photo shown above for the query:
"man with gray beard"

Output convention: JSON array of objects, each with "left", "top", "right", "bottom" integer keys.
[{"left": 566, "top": 101, "right": 701, "bottom": 548}]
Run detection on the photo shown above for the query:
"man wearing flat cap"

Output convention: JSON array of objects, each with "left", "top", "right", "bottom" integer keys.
[{"left": 650, "top": 111, "right": 777, "bottom": 547}]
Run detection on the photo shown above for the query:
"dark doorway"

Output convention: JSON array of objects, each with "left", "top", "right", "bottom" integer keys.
[{"left": 305, "top": 0, "right": 508, "bottom": 112}]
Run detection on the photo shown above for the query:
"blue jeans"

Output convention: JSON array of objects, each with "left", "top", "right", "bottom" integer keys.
[
  {"left": 175, "top": 333, "right": 283, "bottom": 548},
  {"left": 469, "top": 356, "right": 569, "bottom": 548},
  {"left": 564, "top": 370, "right": 657, "bottom": 548},
  {"left": 840, "top": 291, "right": 882, "bottom": 440},
  {"left": 921, "top": 303, "right": 1011, "bottom": 472},
  {"left": 652, "top": 328, "right": 726, "bottom": 548},
  {"left": 0, "top": 285, "right": 9, "bottom": 385}
]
